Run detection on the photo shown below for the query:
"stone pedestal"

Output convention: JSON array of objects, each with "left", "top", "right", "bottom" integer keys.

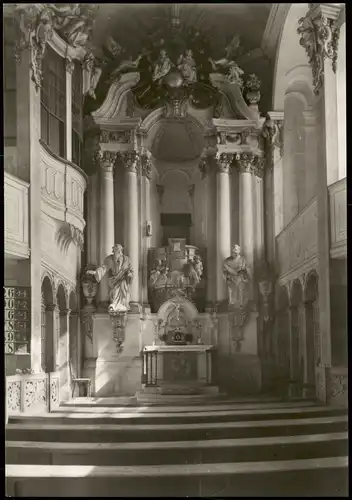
[{"left": 86, "top": 312, "right": 142, "bottom": 396}]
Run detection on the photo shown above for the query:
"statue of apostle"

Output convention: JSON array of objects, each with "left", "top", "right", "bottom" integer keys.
[
  {"left": 223, "top": 244, "right": 252, "bottom": 309},
  {"left": 86, "top": 244, "right": 133, "bottom": 312}
]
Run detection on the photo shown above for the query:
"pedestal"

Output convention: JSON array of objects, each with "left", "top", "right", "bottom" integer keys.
[{"left": 86, "top": 312, "right": 142, "bottom": 396}]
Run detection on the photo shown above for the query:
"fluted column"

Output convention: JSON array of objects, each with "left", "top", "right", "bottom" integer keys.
[
  {"left": 234, "top": 154, "right": 256, "bottom": 269},
  {"left": 199, "top": 156, "right": 216, "bottom": 308},
  {"left": 215, "top": 153, "right": 232, "bottom": 303},
  {"left": 262, "top": 113, "right": 284, "bottom": 265},
  {"left": 122, "top": 151, "right": 140, "bottom": 310},
  {"left": 140, "top": 153, "right": 152, "bottom": 309},
  {"left": 65, "top": 57, "right": 74, "bottom": 162},
  {"left": 98, "top": 151, "right": 117, "bottom": 307}
]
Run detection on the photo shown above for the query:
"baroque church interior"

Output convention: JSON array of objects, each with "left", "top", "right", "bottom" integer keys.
[{"left": 4, "top": 3, "right": 347, "bottom": 497}]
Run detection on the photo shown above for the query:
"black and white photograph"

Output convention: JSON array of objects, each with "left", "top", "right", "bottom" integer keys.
[{"left": 4, "top": 3, "right": 347, "bottom": 497}]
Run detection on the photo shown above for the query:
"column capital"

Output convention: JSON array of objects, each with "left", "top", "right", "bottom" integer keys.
[
  {"left": 297, "top": 6, "right": 341, "bottom": 95},
  {"left": 46, "top": 303, "right": 59, "bottom": 313},
  {"left": 215, "top": 153, "right": 234, "bottom": 174},
  {"left": 65, "top": 57, "right": 75, "bottom": 75},
  {"left": 119, "top": 151, "right": 140, "bottom": 174},
  {"left": 59, "top": 308, "right": 72, "bottom": 317},
  {"left": 96, "top": 151, "right": 118, "bottom": 172},
  {"left": 140, "top": 153, "right": 152, "bottom": 180},
  {"left": 234, "top": 153, "right": 265, "bottom": 178}
]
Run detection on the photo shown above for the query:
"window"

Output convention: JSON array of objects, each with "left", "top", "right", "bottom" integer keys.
[
  {"left": 41, "top": 46, "right": 66, "bottom": 157},
  {"left": 4, "top": 17, "right": 17, "bottom": 145},
  {"left": 4, "top": 287, "right": 31, "bottom": 355},
  {"left": 72, "top": 60, "right": 83, "bottom": 166}
]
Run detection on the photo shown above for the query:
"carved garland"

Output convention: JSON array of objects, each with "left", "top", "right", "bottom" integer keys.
[
  {"left": 140, "top": 153, "right": 153, "bottom": 180},
  {"left": 297, "top": 12, "right": 340, "bottom": 95},
  {"left": 262, "top": 116, "right": 284, "bottom": 161}
]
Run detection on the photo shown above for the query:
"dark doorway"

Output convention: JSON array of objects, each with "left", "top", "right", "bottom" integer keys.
[{"left": 161, "top": 213, "right": 192, "bottom": 246}]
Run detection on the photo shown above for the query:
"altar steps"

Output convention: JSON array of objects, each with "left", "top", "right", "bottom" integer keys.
[{"left": 6, "top": 403, "right": 348, "bottom": 496}]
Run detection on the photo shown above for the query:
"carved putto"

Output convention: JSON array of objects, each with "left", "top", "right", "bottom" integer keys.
[{"left": 86, "top": 244, "right": 133, "bottom": 313}]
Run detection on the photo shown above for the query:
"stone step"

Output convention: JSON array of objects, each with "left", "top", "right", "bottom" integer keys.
[
  {"left": 8, "top": 405, "right": 347, "bottom": 426},
  {"left": 6, "top": 415, "right": 348, "bottom": 443},
  {"left": 6, "top": 432, "right": 348, "bottom": 466},
  {"left": 57, "top": 398, "right": 316, "bottom": 413},
  {"left": 6, "top": 457, "right": 348, "bottom": 497}
]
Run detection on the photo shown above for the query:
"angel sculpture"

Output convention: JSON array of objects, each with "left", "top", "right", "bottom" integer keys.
[
  {"left": 83, "top": 51, "right": 103, "bottom": 99},
  {"left": 107, "top": 48, "right": 151, "bottom": 84},
  {"left": 50, "top": 4, "right": 97, "bottom": 47},
  {"left": 177, "top": 49, "right": 197, "bottom": 85},
  {"left": 209, "top": 34, "right": 244, "bottom": 86}
]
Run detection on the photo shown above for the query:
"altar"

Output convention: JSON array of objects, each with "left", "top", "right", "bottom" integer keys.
[{"left": 140, "top": 345, "right": 218, "bottom": 395}]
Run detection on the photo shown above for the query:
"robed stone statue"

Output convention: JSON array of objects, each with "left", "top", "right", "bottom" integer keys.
[
  {"left": 223, "top": 244, "right": 252, "bottom": 309},
  {"left": 87, "top": 244, "right": 133, "bottom": 312}
]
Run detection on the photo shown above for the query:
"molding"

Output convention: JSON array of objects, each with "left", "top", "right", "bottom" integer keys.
[
  {"left": 39, "top": 140, "right": 87, "bottom": 182},
  {"left": 4, "top": 172, "right": 30, "bottom": 189},
  {"left": 261, "top": 4, "right": 292, "bottom": 59},
  {"left": 277, "top": 255, "right": 318, "bottom": 287}
]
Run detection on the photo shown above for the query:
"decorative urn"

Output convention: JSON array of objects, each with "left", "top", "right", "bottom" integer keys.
[
  {"left": 81, "top": 266, "right": 98, "bottom": 305},
  {"left": 244, "top": 73, "right": 261, "bottom": 106}
]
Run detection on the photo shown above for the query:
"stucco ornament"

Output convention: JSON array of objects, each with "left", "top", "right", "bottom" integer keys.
[
  {"left": 223, "top": 244, "right": 252, "bottom": 310},
  {"left": 86, "top": 244, "right": 134, "bottom": 313},
  {"left": 297, "top": 13, "right": 340, "bottom": 95}
]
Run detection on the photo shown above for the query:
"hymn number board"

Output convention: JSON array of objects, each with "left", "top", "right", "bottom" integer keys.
[{"left": 4, "top": 286, "right": 31, "bottom": 354}]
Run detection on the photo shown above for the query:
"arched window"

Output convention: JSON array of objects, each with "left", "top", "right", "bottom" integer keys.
[
  {"left": 72, "top": 60, "right": 83, "bottom": 167},
  {"left": 41, "top": 45, "right": 66, "bottom": 157}
]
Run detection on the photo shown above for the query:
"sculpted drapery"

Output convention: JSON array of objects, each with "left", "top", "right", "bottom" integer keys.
[
  {"left": 89, "top": 244, "right": 134, "bottom": 312},
  {"left": 223, "top": 244, "right": 252, "bottom": 309}
]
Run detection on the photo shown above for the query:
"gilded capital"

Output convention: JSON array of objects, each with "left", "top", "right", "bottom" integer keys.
[
  {"left": 234, "top": 153, "right": 265, "bottom": 178},
  {"left": 119, "top": 151, "right": 140, "bottom": 173}
]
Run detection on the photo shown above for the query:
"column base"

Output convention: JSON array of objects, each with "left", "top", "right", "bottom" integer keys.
[{"left": 129, "top": 302, "right": 141, "bottom": 314}]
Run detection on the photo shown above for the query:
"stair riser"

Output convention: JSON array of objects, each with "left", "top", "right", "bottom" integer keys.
[
  {"left": 6, "top": 422, "right": 348, "bottom": 443},
  {"left": 8, "top": 408, "right": 347, "bottom": 426},
  {"left": 6, "top": 439, "right": 348, "bottom": 466},
  {"left": 6, "top": 468, "right": 348, "bottom": 497}
]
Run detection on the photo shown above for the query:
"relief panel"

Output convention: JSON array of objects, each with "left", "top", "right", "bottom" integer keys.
[{"left": 329, "top": 178, "right": 346, "bottom": 258}]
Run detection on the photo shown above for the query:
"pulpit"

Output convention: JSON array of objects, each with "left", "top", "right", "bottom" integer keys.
[{"left": 140, "top": 344, "right": 218, "bottom": 395}]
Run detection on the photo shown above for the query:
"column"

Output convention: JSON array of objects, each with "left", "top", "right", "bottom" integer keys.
[
  {"left": 298, "top": 4, "right": 342, "bottom": 387},
  {"left": 216, "top": 153, "right": 232, "bottom": 303},
  {"left": 254, "top": 169, "right": 265, "bottom": 268},
  {"left": 98, "top": 151, "right": 117, "bottom": 307},
  {"left": 199, "top": 155, "right": 216, "bottom": 308},
  {"left": 235, "top": 154, "right": 255, "bottom": 269},
  {"left": 65, "top": 57, "right": 74, "bottom": 162},
  {"left": 302, "top": 110, "right": 317, "bottom": 203},
  {"left": 16, "top": 46, "right": 41, "bottom": 372},
  {"left": 141, "top": 152, "right": 152, "bottom": 310},
  {"left": 45, "top": 304, "right": 58, "bottom": 373},
  {"left": 263, "top": 113, "right": 284, "bottom": 266},
  {"left": 122, "top": 151, "right": 140, "bottom": 309},
  {"left": 69, "top": 311, "right": 79, "bottom": 376},
  {"left": 59, "top": 308, "right": 71, "bottom": 399}
]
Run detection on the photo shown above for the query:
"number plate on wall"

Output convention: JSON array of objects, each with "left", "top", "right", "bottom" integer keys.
[{"left": 4, "top": 286, "right": 31, "bottom": 354}]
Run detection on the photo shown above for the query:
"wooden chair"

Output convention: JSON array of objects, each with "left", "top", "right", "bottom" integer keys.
[{"left": 69, "top": 360, "right": 92, "bottom": 398}]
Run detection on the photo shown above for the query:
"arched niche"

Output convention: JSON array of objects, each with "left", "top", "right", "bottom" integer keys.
[
  {"left": 41, "top": 276, "right": 55, "bottom": 373},
  {"left": 157, "top": 298, "right": 198, "bottom": 322}
]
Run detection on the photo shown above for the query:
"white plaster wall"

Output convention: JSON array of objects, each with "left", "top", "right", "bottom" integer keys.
[
  {"left": 337, "top": 23, "right": 346, "bottom": 180},
  {"left": 41, "top": 212, "right": 78, "bottom": 285}
]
